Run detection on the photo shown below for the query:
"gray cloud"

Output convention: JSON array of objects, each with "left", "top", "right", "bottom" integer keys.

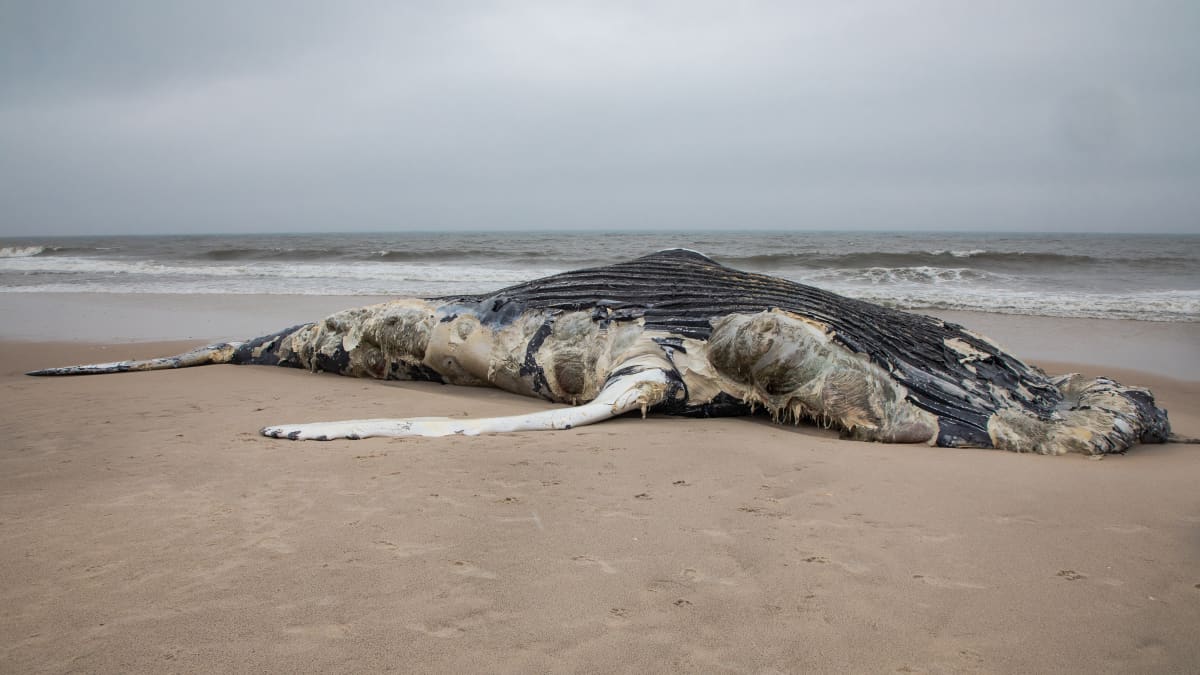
[{"left": 1, "top": 0, "right": 1198, "bottom": 235}]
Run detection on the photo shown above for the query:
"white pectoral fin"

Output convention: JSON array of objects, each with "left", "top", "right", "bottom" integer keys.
[{"left": 261, "top": 367, "right": 671, "bottom": 441}]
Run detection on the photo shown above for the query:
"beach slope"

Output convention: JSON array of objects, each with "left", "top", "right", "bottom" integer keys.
[{"left": 1, "top": 340, "right": 1198, "bottom": 673}]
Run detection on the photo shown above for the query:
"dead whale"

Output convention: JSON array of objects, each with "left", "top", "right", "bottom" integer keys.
[{"left": 28, "top": 249, "right": 1172, "bottom": 454}]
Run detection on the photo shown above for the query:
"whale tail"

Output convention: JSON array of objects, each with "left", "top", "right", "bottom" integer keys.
[
  {"left": 26, "top": 342, "right": 245, "bottom": 376},
  {"left": 27, "top": 323, "right": 315, "bottom": 377}
]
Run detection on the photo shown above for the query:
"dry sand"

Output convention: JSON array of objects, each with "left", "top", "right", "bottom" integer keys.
[{"left": 2, "top": 309, "right": 1199, "bottom": 672}]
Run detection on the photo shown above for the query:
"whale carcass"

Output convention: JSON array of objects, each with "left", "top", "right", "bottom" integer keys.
[{"left": 29, "top": 249, "right": 1171, "bottom": 454}]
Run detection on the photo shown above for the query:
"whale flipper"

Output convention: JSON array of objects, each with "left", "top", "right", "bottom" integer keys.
[{"left": 261, "top": 366, "right": 672, "bottom": 440}]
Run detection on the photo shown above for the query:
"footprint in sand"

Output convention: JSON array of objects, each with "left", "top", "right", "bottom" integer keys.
[
  {"left": 573, "top": 555, "right": 619, "bottom": 574},
  {"left": 797, "top": 555, "right": 867, "bottom": 574},
  {"left": 605, "top": 607, "right": 631, "bottom": 627},
  {"left": 737, "top": 505, "right": 783, "bottom": 518},
  {"left": 374, "top": 540, "right": 446, "bottom": 558},
  {"left": 911, "top": 574, "right": 987, "bottom": 589},
  {"left": 678, "top": 567, "right": 737, "bottom": 586},
  {"left": 451, "top": 560, "right": 498, "bottom": 579}
]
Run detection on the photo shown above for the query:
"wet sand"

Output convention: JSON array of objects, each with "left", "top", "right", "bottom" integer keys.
[{"left": 1, "top": 295, "right": 1198, "bottom": 672}]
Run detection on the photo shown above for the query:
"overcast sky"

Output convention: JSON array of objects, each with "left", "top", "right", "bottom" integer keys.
[{"left": 1, "top": 0, "right": 1197, "bottom": 236}]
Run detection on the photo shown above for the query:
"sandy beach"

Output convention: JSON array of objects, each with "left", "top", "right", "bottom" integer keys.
[{"left": 2, "top": 295, "right": 1198, "bottom": 673}]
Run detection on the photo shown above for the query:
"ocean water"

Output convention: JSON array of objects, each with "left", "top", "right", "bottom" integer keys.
[{"left": 1, "top": 231, "right": 1197, "bottom": 322}]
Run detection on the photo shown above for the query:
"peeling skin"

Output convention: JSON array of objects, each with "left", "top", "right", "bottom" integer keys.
[
  {"left": 703, "top": 311, "right": 939, "bottom": 444},
  {"left": 987, "top": 374, "right": 1172, "bottom": 455},
  {"left": 26, "top": 250, "right": 1173, "bottom": 454}
]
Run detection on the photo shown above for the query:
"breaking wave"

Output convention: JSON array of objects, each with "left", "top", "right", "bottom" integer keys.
[
  {"left": 0, "top": 246, "right": 46, "bottom": 258},
  {"left": 2, "top": 232, "right": 1197, "bottom": 322},
  {"left": 849, "top": 288, "right": 1200, "bottom": 323},
  {"left": 724, "top": 249, "right": 1193, "bottom": 271}
]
